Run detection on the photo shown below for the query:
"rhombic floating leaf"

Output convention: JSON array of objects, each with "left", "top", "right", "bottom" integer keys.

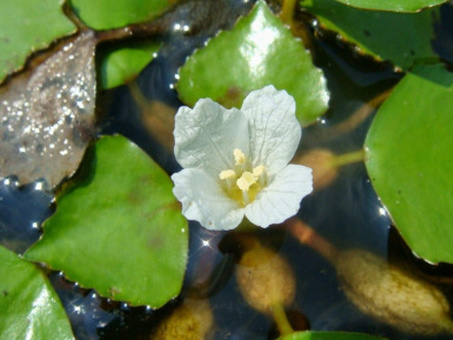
[
  {"left": 100, "top": 41, "right": 161, "bottom": 89},
  {"left": 177, "top": 0, "right": 329, "bottom": 126},
  {"left": 71, "top": 0, "right": 171, "bottom": 30},
  {"left": 365, "top": 64, "right": 453, "bottom": 264},
  {"left": 333, "top": 0, "right": 448, "bottom": 12},
  {"left": 0, "top": 246, "right": 73, "bottom": 340},
  {"left": 302, "top": 0, "right": 439, "bottom": 70},
  {"left": 69, "top": 0, "right": 166, "bottom": 89},
  {"left": 25, "top": 135, "right": 188, "bottom": 307}
]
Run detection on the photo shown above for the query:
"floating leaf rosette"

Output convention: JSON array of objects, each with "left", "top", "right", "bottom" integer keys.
[
  {"left": 25, "top": 135, "right": 188, "bottom": 307},
  {"left": 365, "top": 64, "right": 453, "bottom": 264},
  {"left": 177, "top": 0, "right": 329, "bottom": 126}
]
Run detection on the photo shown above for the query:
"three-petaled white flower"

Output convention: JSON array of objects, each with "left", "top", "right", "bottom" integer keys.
[{"left": 171, "top": 85, "right": 313, "bottom": 231}]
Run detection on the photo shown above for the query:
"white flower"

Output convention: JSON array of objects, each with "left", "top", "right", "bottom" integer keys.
[{"left": 171, "top": 85, "right": 313, "bottom": 231}]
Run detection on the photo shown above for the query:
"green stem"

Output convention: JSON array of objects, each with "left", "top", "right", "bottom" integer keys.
[
  {"left": 280, "top": 0, "right": 297, "bottom": 25},
  {"left": 330, "top": 149, "right": 365, "bottom": 168},
  {"left": 270, "top": 302, "right": 293, "bottom": 336}
]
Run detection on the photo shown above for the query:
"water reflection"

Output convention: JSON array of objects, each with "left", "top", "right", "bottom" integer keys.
[
  {"left": 0, "top": 177, "right": 52, "bottom": 253},
  {"left": 49, "top": 273, "right": 118, "bottom": 340}
]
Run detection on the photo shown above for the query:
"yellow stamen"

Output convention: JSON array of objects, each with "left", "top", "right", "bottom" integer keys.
[
  {"left": 219, "top": 150, "right": 268, "bottom": 207},
  {"left": 219, "top": 169, "right": 236, "bottom": 180},
  {"left": 253, "top": 165, "right": 265, "bottom": 178},
  {"left": 253, "top": 165, "right": 266, "bottom": 186},
  {"left": 234, "top": 148, "right": 247, "bottom": 165},
  {"left": 236, "top": 172, "right": 257, "bottom": 192}
]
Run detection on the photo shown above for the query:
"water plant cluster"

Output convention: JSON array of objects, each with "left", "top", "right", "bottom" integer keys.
[{"left": 1, "top": 0, "right": 452, "bottom": 339}]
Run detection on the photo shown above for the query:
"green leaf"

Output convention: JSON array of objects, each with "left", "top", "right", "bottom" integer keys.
[
  {"left": 0, "top": 246, "right": 74, "bottom": 340},
  {"left": 100, "top": 41, "right": 161, "bottom": 89},
  {"left": 365, "top": 64, "right": 453, "bottom": 264},
  {"left": 177, "top": 0, "right": 329, "bottom": 126},
  {"left": 278, "top": 331, "right": 385, "bottom": 340},
  {"left": 0, "top": 0, "right": 76, "bottom": 82},
  {"left": 302, "top": 0, "right": 439, "bottom": 70},
  {"left": 71, "top": 0, "right": 171, "bottom": 30},
  {"left": 25, "top": 135, "right": 188, "bottom": 307},
  {"left": 71, "top": 0, "right": 167, "bottom": 86},
  {"left": 334, "top": 0, "right": 447, "bottom": 13}
]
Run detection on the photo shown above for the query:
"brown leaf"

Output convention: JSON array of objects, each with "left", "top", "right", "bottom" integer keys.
[{"left": 0, "top": 30, "right": 96, "bottom": 188}]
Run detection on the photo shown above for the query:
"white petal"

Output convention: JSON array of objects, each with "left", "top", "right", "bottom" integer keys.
[
  {"left": 172, "top": 168, "right": 245, "bottom": 231},
  {"left": 241, "top": 85, "right": 301, "bottom": 175},
  {"left": 245, "top": 164, "right": 313, "bottom": 228},
  {"left": 174, "top": 99, "right": 249, "bottom": 177}
]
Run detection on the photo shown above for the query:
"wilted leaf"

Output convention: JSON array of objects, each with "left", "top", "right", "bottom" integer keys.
[
  {"left": 0, "top": 30, "right": 97, "bottom": 188},
  {"left": 25, "top": 135, "right": 188, "bottom": 307},
  {"left": 0, "top": 246, "right": 73, "bottom": 340}
]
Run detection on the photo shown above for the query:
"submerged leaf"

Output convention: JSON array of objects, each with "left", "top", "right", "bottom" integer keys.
[
  {"left": 237, "top": 241, "right": 296, "bottom": 314},
  {"left": 365, "top": 64, "right": 453, "bottom": 264},
  {"left": 0, "top": 0, "right": 76, "bottom": 82},
  {"left": 0, "top": 31, "right": 97, "bottom": 188},
  {"left": 288, "top": 220, "right": 453, "bottom": 335},
  {"left": 25, "top": 135, "right": 188, "bottom": 307},
  {"left": 0, "top": 246, "right": 74, "bottom": 340},
  {"left": 336, "top": 249, "right": 453, "bottom": 334},
  {"left": 152, "top": 299, "right": 214, "bottom": 339},
  {"left": 177, "top": 0, "right": 329, "bottom": 126}
]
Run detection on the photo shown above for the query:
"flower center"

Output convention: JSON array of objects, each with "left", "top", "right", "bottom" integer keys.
[{"left": 219, "top": 148, "right": 267, "bottom": 206}]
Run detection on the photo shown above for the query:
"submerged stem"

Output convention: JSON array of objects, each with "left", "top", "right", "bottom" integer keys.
[
  {"left": 280, "top": 0, "right": 297, "bottom": 25},
  {"left": 286, "top": 218, "right": 339, "bottom": 262},
  {"left": 270, "top": 301, "right": 294, "bottom": 336},
  {"left": 330, "top": 149, "right": 366, "bottom": 167},
  {"left": 303, "top": 86, "right": 394, "bottom": 147},
  {"left": 94, "top": 18, "right": 169, "bottom": 43},
  {"left": 129, "top": 81, "right": 176, "bottom": 150},
  {"left": 330, "top": 87, "right": 393, "bottom": 138}
]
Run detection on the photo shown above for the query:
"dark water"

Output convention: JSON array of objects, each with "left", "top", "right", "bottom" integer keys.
[{"left": 2, "top": 0, "right": 453, "bottom": 339}]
